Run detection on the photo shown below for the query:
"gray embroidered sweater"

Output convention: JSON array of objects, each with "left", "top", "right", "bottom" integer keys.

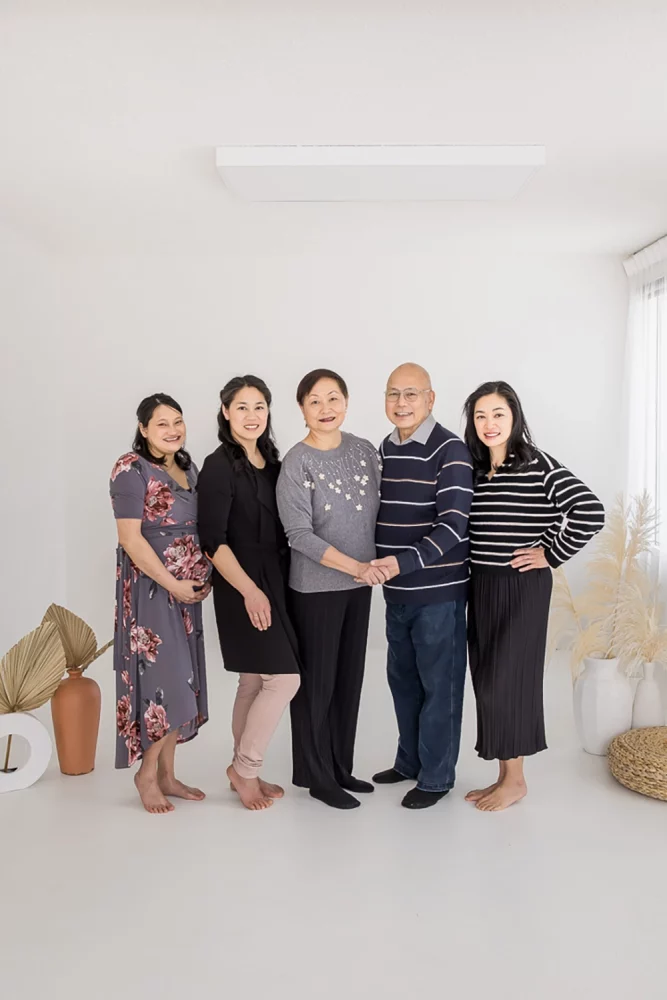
[{"left": 276, "top": 433, "right": 382, "bottom": 593}]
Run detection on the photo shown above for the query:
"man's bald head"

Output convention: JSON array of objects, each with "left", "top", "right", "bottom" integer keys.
[
  {"left": 385, "top": 363, "right": 436, "bottom": 441},
  {"left": 387, "top": 363, "right": 432, "bottom": 391}
]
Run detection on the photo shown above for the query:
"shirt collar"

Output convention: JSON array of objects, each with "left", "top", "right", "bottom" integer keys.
[{"left": 389, "top": 413, "right": 436, "bottom": 447}]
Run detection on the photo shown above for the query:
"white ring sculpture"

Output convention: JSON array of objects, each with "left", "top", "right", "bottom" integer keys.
[{"left": 0, "top": 713, "right": 52, "bottom": 792}]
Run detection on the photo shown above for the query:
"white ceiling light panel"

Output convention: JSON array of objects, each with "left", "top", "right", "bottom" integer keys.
[{"left": 215, "top": 145, "right": 545, "bottom": 202}]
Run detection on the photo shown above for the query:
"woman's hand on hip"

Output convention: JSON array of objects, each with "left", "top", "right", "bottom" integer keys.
[
  {"left": 511, "top": 547, "right": 549, "bottom": 572},
  {"left": 245, "top": 587, "right": 272, "bottom": 630}
]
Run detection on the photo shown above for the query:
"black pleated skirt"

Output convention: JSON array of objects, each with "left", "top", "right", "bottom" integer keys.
[{"left": 467, "top": 566, "right": 553, "bottom": 761}]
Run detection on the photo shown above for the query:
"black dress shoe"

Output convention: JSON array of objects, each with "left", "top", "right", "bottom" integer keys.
[
  {"left": 338, "top": 775, "right": 374, "bottom": 794},
  {"left": 310, "top": 786, "right": 360, "bottom": 810},
  {"left": 372, "top": 768, "right": 412, "bottom": 785},
  {"left": 401, "top": 788, "right": 449, "bottom": 810}
]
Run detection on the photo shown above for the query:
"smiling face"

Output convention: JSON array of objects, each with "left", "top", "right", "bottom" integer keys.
[
  {"left": 473, "top": 393, "right": 514, "bottom": 452},
  {"left": 223, "top": 385, "right": 269, "bottom": 446},
  {"left": 140, "top": 404, "right": 186, "bottom": 459},
  {"left": 385, "top": 364, "right": 434, "bottom": 440},
  {"left": 300, "top": 377, "right": 348, "bottom": 435}
]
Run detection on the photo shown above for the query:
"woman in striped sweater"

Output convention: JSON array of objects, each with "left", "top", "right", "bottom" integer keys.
[{"left": 463, "top": 381, "right": 604, "bottom": 812}]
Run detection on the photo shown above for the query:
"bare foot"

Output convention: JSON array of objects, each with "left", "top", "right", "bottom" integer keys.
[
  {"left": 465, "top": 782, "right": 499, "bottom": 803},
  {"left": 259, "top": 779, "right": 284, "bottom": 799},
  {"left": 230, "top": 777, "right": 284, "bottom": 799},
  {"left": 134, "top": 770, "right": 175, "bottom": 814},
  {"left": 227, "top": 765, "right": 273, "bottom": 811},
  {"left": 476, "top": 780, "right": 527, "bottom": 812},
  {"left": 159, "top": 777, "right": 206, "bottom": 801}
]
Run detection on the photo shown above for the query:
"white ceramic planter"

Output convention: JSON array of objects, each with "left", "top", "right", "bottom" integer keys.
[
  {"left": 573, "top": 657, "right": 633, "bottom": 755},
  {"left": 0, "top": 712, "right": 53, "bottom": 793},
  {"left": 632, "top": 662, "right": 665, "bottom": 729}
]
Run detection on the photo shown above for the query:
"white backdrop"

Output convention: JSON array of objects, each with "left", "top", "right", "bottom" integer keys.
[{"left": 1, "top": 239, "right": 627, "bottom": 655}]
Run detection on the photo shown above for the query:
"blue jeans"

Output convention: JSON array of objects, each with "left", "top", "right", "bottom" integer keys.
[{"left": 386, "top": 600, "right": 467, "bottom": 792}]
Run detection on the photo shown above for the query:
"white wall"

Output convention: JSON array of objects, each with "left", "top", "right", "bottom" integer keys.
[
  {"left": 0, "top": 228, "right": 66, "bottom": 653},
  {"left": 54, "top": 248, "right": 627, "bottom": 649}
]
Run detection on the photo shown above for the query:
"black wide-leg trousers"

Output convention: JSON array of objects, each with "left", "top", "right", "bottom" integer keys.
[{"left": 289, "top": 587, "right": 372, "bottom": 790}]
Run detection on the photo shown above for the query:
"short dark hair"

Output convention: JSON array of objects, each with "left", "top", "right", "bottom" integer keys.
[
  {"left": 462, "top": 380, "right": 536, "bottom": 479},
  {"left": 296, "top": 369, "right": 349, "bottom": 406},
  {"left": 133, "top": 393, "right": 192, "bottom": 470},
  {"left": 217, "top": 375, "right": 280, "bottom": 471}
]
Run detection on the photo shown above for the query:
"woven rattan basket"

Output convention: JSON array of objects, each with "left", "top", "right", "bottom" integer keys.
[{"left": 608, "top": 727, "right": 667, "bottom": 801}]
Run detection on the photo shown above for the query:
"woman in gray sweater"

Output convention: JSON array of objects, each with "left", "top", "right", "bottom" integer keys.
[{"left": 277, "top": 369, "right": 386, "bottom": 809}]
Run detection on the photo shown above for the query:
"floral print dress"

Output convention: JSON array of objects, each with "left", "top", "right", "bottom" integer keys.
[{"left": 110, "top": 452, "right": 211, "bottom": 768}]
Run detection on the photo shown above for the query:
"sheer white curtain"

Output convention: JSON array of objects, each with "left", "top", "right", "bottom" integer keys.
[{"left": 623, "top": 235, "right": 667, "bottom": 575}]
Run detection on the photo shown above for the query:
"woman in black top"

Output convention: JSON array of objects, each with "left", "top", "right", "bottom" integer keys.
[
  {"left": 463, "top": 381, "right": 604, "bottom": 812},
  {"left": 197, "top": 376, "right": 300, "bottom": 811}
]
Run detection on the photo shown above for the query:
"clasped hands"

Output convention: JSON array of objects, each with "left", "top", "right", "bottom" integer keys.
[{"left": 355, "top": 556, "right": 400, "bottom": 586}]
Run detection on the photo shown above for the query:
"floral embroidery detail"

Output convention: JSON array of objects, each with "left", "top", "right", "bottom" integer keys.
[
  {"left": 182, "top": 608, "right": 194, "bottom": 636},
  {"left": 354, "top": 475, "right": 361, "bottom": 482},
  {"left": 360, "top": 460, "right": 366, "bottom": 467},
  {"left": 122, "top": 578, "right": 132, "bottom": 624},
  {"left": 130, "top": 561, "right": 140, "bottom": 582},
  {"left": 360, "top": 490, "right": 366, "bottom": 496},
  {"left": 325, "top": 503, "right": 331, "bottom": 511},
  {"left": 121, "top": 670, "right": 133, "bottom": 691},
  {"left": 144, "top": 702, "right": 170, "bottom": 742},
  {"left": 143, "top": 478, "right": 175, "bottom": 522},
  {"left": 328, "top": 483, "right": 335, "bottom": 489},
  {"left": 162, "top": 517, "right": 177, "bottom": 526},
  {"left": 345, "top": 494, "right": 351, "bottom": 500},
  {"left": 111, "top": 453, "right": 139, "bottom": 481},
  {"left": 356, "top": 504, "right": 363, "bottom": 511},
  {"left": 129, "top": 621, "right": 162, "bottom": 662},
  {"left": 336, "top": 479, "right": 342, "bottom": 485},
  {"left": 303, "top": 480, "right": 312, "bottom": 489},
  {"left": 335, "top": 488, "right": 341, "bottom": 494},
  {"left": 318, "top": 473, "right": 325, "bottom": 480},
  {"left": 164, "top": 535, "right": 209, "bottom": 583}
]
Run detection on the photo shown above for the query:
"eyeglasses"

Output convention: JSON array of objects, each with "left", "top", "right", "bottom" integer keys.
[{"left": 385, "top": 388, "right": 432, "bottom": 404}]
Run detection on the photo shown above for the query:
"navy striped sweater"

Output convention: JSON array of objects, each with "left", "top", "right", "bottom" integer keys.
[{"left": 376, "top": 421, "right": 473, "bottom": 604}]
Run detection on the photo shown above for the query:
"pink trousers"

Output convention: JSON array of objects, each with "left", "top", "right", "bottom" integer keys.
[{"left": 231, "top": 673, "right": 300, "bottom": 779}]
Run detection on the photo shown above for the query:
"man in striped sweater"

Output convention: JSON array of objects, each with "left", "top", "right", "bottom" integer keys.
[{"left": 371, "top": 363, "right": 473, "bottom": 809}]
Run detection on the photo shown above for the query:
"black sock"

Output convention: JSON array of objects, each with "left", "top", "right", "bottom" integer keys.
[
  {"left": 309, "top": 786, "right": 360, "bottom": 810},
  {"left": 401, "top": 788, "right": 449, "bottom": 810}
]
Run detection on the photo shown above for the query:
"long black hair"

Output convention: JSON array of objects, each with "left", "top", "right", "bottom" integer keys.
[
  {"left": 133, "top": 393, "right": 192, "bottom": 470},
  {"left": 463, "top": 380, "right": 536, "bottom": 479},
  {"left": 217, "top": 375, "right": 280, "bottom": 471}
]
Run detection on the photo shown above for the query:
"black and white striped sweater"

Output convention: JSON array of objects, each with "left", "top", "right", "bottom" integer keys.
[{"left": 468, "top": 450, "right": 605, "bottom": 569}]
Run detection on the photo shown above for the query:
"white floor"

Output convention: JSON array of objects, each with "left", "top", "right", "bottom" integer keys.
[{"left": 1, "top": 650, "right": 665, "bottom": 1000}]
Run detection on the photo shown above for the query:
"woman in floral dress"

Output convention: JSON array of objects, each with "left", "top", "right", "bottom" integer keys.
[{"left": 110, "top": 393, "right": 211, "bottom": 814}]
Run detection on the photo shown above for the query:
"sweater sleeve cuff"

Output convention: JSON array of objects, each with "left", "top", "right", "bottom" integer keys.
[
  {"left": 396, "top": 549, "right": 419, "bottom": 576},
  {"left": 545, "top": 548, "right": 563, "bottom": 568},
  {"left": 292, "top": 534, "right": 331, "bottom": 566}
]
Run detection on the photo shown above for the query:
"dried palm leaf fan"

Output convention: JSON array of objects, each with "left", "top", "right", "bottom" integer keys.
[
  {"left": 41, "top": 604, "right": 113, "bottom": 673},
  {"left": 0, "top": 622, "right": 67, "bottom": 771}
]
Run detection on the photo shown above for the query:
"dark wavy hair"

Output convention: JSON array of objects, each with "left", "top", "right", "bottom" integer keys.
[
  {"left": 296, "top": 368, "right": 349, "bottom": 406},
  {"left": 463, "top": 380, "right": 536, "bottom": 480},
  {"left": 133, "top": 393, "right": 192, "bottom": 470},
  {"left": 217, "top": 375, "right": 280, "bottom": 471}
]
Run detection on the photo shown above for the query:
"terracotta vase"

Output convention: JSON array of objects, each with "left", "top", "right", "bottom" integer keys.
[{"left": 50, "top": 669, "right": 101, "bottom": 775}]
